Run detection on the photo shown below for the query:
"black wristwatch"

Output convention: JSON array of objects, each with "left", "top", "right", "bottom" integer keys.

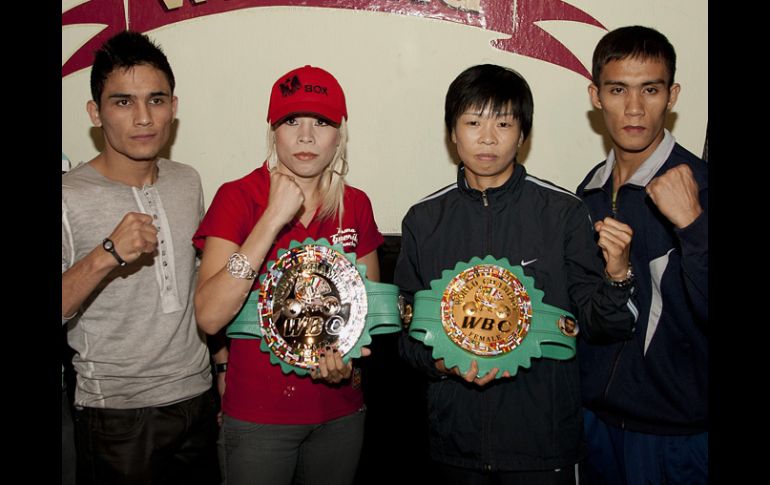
[
  {"left": 102, "top": 238, "right": 127, "bottom": 267},
  {"left": 214, "top": 362, "right": 228, "bottom": 374}
]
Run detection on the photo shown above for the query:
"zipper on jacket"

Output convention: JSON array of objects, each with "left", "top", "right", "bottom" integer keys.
[
  {"left": 481, "top": 190, "right": 492, "bottom": 253},
  {"left": 602, "top": 341, "right": 626, "bottom": 401}
]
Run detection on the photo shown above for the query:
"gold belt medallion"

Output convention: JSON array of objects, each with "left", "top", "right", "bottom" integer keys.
[{"left": 440, "top": 264, "right": 532, "bottom": 356}]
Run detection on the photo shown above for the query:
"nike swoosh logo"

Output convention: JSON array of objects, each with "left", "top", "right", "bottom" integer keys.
[{"left": 521, "top": 258, "right": 538, "bottom": 267}]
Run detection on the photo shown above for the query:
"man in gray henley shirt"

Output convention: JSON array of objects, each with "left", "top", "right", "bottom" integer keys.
[{"left": 61, "top": 31, "right": 219, "bottom": 484}]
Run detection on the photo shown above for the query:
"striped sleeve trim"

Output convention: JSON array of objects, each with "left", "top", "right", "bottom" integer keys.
[
  {"left": 627, "top": 300, "right": 639, "bottom": 321},
  {"left": 524, "top": 175, "right": 581, "bottom": 201},
  {"left": 413, "top": 182, "right": 458, "bottom": 206}
]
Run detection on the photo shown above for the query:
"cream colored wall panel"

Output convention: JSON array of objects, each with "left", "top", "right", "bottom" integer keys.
[{"left": 63, "top": 1, "right": 708, "bottom": 234}]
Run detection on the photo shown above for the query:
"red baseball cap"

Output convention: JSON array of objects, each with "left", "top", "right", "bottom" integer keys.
[{"left": 267, "top": 65, "right": 348, "bottom": 125}]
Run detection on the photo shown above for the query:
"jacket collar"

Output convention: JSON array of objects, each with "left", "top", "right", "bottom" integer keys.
[
  {"left": 457, "top": 162, "right": 526, "bottom": 203},
  {"left": 584, "top": 129, "right": 677, "bottom": 191}
]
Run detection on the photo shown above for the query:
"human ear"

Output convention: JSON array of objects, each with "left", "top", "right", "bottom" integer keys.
[
  {"left": 588, "top": 84, "right": 602, "bottom": 110},
  {"left": 666, "top": 83, "right": 681, "bottom": 111},
  {"left": 86, "top": 100, "right": 102, "bottom": 127},
  {"left": 171, "top": 95, "right": 178, "bottom": 119}
]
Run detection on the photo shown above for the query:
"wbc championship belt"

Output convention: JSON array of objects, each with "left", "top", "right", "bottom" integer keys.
[
  {"left": 408, "top": 256, "right": 578, "bottom": 378},
  {"left": 227, "top": 238, "right": 401, "bottom": 375}
]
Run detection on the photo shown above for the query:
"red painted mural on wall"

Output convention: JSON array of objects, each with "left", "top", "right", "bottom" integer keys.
[{"left": 62, "top": 0, "right": 604, "bottom": 79}]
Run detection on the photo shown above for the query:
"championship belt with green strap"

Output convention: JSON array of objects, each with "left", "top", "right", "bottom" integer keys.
[
  {"left": 409, "top": 256, "right": 578, "bottom": 378},
  {"left": 227, "top": 238, "right": 402, "bottom": 376}
]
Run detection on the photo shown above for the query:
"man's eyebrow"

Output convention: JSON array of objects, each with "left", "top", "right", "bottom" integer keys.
[
  {"left": 106, "top": 91, "right": 170, "bottom": 99},
  {"left": 602, "top": 79, "right": 666, "bottom": 87}
]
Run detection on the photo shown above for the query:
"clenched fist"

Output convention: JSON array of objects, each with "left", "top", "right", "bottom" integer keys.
[
  {"left": 594, "top": 217, "right": 633, "bottom": 280},
  {"left": 646, "top": 164, "right": 702, "bottom": 229},
  {"left": 106, "top": 212, "right": 158, "bottom": 265}
]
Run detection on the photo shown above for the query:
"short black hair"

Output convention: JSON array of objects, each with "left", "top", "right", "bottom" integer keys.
[
  {"left": 592, "top": 25, "right": 676, "bottom": 86},
  {"left": 90, "top": 31, "right": 175, "bottom": 106},
  {"left": 444, "top": 64, "right": 534, "bottom": 141}
]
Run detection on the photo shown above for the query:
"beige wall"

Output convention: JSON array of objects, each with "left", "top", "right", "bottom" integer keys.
[{"left": 62, "top": 1, "right": 707, "bottom": 234}]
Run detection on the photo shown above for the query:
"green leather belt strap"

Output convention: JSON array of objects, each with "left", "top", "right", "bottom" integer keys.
[
  {"left": 363, "top": 279, "right": 402, "bottom": 335},
  {"left": 227, "top": 289, "right": 261, "bottom": 339}
]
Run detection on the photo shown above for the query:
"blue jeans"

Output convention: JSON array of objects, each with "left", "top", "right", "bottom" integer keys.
[
  {"left": 223, "top": 408, "right": 365, "bottom": 485},
  {"left": 580, "top": 408, "right": 708, "bottom": 485},
  {"left": 74, "top": 389, "right": 220, "bottom": 485}
]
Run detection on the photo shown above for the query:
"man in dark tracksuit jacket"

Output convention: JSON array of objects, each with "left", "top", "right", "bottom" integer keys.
[
  {"left": 577, "top": 27, "right": 708, "bottom": 485},
  {"left": 395, "top": 64, "right": 637, "bottom": 485}
]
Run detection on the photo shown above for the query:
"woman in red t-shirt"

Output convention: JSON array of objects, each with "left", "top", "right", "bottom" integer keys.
[{"left": 193, "top": 65, "right": 383, "bottom": 485}]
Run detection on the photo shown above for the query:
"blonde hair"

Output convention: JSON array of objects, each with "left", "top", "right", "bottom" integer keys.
[{"left": 265, "top": 118, "right": 349, "bottom": 224}]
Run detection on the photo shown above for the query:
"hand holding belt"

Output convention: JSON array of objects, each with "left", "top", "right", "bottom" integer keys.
[{"left": 408, "top": 256, "right": 578, "bottom": 379}]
